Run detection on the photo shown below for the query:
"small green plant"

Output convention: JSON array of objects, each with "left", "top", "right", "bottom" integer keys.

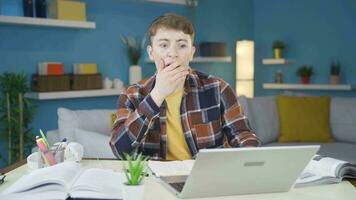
[
  {"left": 272, "top": 40, "right": 285, "bottom": 49},
  {"left": 120, "top": 36, "right": 145, "bottom": 66},
  {"left": 123, "top": 153, "right": 148, "bottom": 185},
  {"left": 330, "top": 61, "right": 340, "bottom": 76},
  {"left": 296, "top": 65, "right": 314, "bottom": 77}
]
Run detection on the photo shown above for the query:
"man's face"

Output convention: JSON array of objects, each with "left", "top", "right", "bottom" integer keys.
[{"left": 147, "top": 28, "right": 195, "bottom": 71}]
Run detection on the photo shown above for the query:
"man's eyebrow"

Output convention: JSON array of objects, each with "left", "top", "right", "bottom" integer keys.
[
  {"left": 157, "top": 39, "right": 169, "bottom": 42},
  {"left": 177, "top": 39, "right": 188, "bottom": 42}
]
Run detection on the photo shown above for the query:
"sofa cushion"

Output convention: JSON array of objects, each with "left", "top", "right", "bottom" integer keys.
[
  {"left": 75, "top": 128, "right": 115, "bottom": 159},
  {"left": 330, "top": 97, "right": 356, "bottom": 143},
  {"left": 276, "top": 96, "right": 333, "bottom": 142},
  {"left": 247, "top": 96, "right": 279, "bottom": 144},
  {"left": 58, "top": 108, "right": 116, "bottom": 142},
  {"left": 264, "top": 142, "right": 356, "bottom": 164}
]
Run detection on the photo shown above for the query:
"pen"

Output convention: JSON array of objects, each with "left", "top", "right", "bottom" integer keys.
[
  {"left": 36, "top": 138, "right": 56, "bottom": 166},
  {"left": 40, "top": 129, "right": 50, "bottom": 148}
]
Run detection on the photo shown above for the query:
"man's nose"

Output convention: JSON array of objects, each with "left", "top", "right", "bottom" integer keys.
[{"left": 167, "top": 46, "right": 178, "bottom": 58}]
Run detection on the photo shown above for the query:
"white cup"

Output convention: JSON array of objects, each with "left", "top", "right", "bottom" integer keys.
[
  {"left": 103, "top": 77, "right": 113, "bottom": 89},
  {"left": 27, "top": 152, "right": 43, "bottom": 171},
  {"left": 113, "top": 78, "right": 124, "bottom": 89}
]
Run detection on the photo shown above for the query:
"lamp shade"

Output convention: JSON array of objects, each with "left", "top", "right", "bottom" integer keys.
[
  {"left": 236, "top": 41, "right": 254, "bottom": 80},
  {"left": 236, "top": 40, "right": 254, "bottom": 98}
]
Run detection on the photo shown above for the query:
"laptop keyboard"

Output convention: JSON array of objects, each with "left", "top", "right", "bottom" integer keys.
[{"left": 169, "top": 182, "right": 185, "bottom": 193}]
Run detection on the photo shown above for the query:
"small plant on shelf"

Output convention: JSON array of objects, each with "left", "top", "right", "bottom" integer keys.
[
  {"left": 330, "top": 60, "right": 341, "bottom": 84},
  {"left": 296, "top": 65, "right": 313, "bottom": 84},
  {"left": 272, "top": 40, "right": 285, "bottom": 59}
]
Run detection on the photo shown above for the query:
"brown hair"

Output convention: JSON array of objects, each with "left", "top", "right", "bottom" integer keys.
[{"left": 148, "top": 13, "right": 195, "bottom": 45}]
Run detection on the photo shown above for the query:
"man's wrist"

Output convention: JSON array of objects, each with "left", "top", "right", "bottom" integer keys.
[{"left": 150, "top": 89, "right": 164, "bottom": 107}]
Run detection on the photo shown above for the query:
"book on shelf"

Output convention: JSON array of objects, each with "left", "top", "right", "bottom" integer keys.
[
  {"left": 295, "top": 155, "right": 356, "bottom": 187},
  {"left": 148, "top": 160, "right": 194, "bottom": 177},
  {"left": 38, "top": 62, "right": 65, "bottom": 76},
  {"left": 2, "top": 162, "right": 124, "bottom": 200},
  {"left": 73, "top": 63, "right": 98, "bottom": 75}
]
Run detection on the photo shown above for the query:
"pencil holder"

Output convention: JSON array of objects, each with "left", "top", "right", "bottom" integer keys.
[{"left": 27, "top": 152, "right": 44, "bottom": 171}]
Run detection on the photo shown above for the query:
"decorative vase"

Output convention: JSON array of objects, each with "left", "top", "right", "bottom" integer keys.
[
  {"left": 122, "top": 183, "right": 145, "bottom": 200},
  {"left": 274, "top": 48, "right": 283, "bottom": 59},
  {"left": 300, "top": 76, "right": 310, "bottom": 84},
  {"left": 330, "top": 75, "right": 340, "bottom": 85},
  {"left": 129, "top": 65, "right": 142, "bottom": 85}
]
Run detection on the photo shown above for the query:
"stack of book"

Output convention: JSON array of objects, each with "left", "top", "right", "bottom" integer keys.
[
  {"left": 38, "top": 62, "right": 65, "bottom": 75},
  {"left": 73, "top": 63, "right": 97, "bottom": 75},
  {"left": 48, "top": 0, "right": 87, "bottom": 21}
]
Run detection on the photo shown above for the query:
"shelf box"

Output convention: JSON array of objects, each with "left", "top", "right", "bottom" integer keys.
[
  {"left": 263, "top": 83, "right": 356, "bottom": 91},
  {"left": 25, "top": 88, "right": 123, "bottom": 100},
  {"left": 262, "top": 58, "right": 294, "bottom": 65},
  {"left": 145, "top": 56, "right": 232, "bottom": 63},
  {"left": 0, "top": 15, "right": 95, "bottom": 29}
]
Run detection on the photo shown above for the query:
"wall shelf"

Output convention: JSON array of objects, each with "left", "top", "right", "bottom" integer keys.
[
  {"left": 25, "top": 88, "right": 123, "bottom": 100},
  {"left": 145, "top": 56, "right": 232, "bottom": 63},
  {"left": 262, "top": 58, "right": 294, "bottom": 65},
  {"left": 144, "top": 0, "right": 198, "bottom": 6},
  {"left": 0, "top": 15, "right": 96, "bottom": 29},
  {"left": 263, "top": 83, "right": 356, "bottom": 91}
]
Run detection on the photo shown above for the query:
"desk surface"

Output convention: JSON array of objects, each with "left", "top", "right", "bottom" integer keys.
[{"left": 1, "top": 159, "right": 356, "bottom": 200}]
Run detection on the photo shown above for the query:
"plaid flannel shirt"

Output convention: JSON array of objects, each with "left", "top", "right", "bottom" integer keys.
[{"left": 110, "top": 69, "right": 260, "bottom": 160}]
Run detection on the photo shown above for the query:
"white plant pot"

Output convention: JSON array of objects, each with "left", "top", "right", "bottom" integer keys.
[
  {"left": 122, "top": 183, "right": 145, "bottom": 200},
  {"left": 129, "top": 65, "right": 142, "bottom": 85}
]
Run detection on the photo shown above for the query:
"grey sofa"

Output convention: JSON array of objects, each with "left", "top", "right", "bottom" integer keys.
[{"left": 238, "top": 96, "right": 356, "bottom": 164}]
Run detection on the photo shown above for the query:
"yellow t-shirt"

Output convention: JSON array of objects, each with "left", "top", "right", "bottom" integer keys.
[{"left": 166, "top": 87, "right": 192, "bottom": 160}]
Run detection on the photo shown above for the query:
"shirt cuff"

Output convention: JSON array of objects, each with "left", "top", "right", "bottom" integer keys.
[{"left": 138, "top": 94, "right": 160, "bottom": 121}]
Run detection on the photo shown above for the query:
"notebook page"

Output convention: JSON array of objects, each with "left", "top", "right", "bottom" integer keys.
[
  {"left": 148, "top": 160, "right": 194, "bottom": 177},
  {"left": 70, "top": 168, "right": 124, "bottom": 199}
]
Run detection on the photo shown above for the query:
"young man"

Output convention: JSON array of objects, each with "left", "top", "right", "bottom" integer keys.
[{"left": 110, "top": 13, "right": 260, "bottom": 160}]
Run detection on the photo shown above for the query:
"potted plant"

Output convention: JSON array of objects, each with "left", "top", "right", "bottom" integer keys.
[
  {"left": 330, "top": 61, "right": 341, "bottom": 85},
  {"left": 296, "top": 65, "right": 313, "bottom": 84},
  {"left": 272, "top": 40, "right": 285, "bottom": 59},
  {"left": 122, "top": 153, "right": 148, "bottom": 200},
  {"left": 0, "top": 72, "right": 37, "bottom": 165},
  {"left": 121, "top": 36, "right": 145, "bottom": 85}
]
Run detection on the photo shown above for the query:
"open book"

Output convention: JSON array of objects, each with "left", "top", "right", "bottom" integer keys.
[
  {"left": 295, "top": 155, "right": 356, "bottom": 187},
  {"left": 2, "top": 161, "right": 124, "bottom": 200},
  {"left": 148, "top": 160, "right": 195, "bottom": 177}
]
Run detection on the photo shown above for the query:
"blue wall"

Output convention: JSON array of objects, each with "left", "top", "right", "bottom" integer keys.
[
  {"left": 0, "top": 0, "right": 252, "bottom": 167},
  {"left": 254, "top": 0, "right": 356, "bottom": 97},
  {"left": 2, "top": 0, "right": 356, "bottom": 167}
]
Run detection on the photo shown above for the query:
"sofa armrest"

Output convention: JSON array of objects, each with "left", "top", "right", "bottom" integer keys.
[{"left": 46, "top": 129, "right": 60, "bottom": 145}]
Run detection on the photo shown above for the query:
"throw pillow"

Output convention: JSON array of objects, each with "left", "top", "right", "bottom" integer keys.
[
  {"left": 75, "top": 128, "right": 115, "bottom": 159},
  {"left": 276, "top": 96, "right": 333, "bottom": 142},
  {"left": 330, "top": 97, "right": 356, "bottom": 143},
  {"left": 248, "top": 96, "right": 279, "bottom": 144},
  {"left": 58, "top": 108, "right": 116, "bottom": 142}
]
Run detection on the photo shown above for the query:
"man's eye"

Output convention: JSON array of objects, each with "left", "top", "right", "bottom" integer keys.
[
  {"left": 179, "top": 44, "right": 187, "bottom": 48},
  {"left": 159, "top": 44, "right": 168, "bottom": 48}
]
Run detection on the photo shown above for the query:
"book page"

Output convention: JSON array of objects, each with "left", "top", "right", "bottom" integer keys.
[
  {"left": 3, "top": 161, "right": 81, "bottom": 195},
  {"left": 148, "top": 160, "right": 195, "bottom": 177},
  {"left": 295, "top": 155, "right": 348, "bottom": 187},
  {"left": 70, "top": 168, "right": 124, "bottom": 199}
]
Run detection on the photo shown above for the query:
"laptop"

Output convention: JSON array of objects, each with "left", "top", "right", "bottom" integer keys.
[{"left": 160, "top": 145, "right": 319, "bottom": 199}]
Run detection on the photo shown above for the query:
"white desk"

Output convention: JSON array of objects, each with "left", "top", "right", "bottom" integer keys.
[{"left": 1, "top": 160, "right": 356, "bottom": 200}]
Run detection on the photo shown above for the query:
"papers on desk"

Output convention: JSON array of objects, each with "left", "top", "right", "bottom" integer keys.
[
  {"left": 2, "top": 161, "right": 124, "bottom": 200},
  {"left": 148, "top": 160, "right": 195, "bottom": 177}
]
